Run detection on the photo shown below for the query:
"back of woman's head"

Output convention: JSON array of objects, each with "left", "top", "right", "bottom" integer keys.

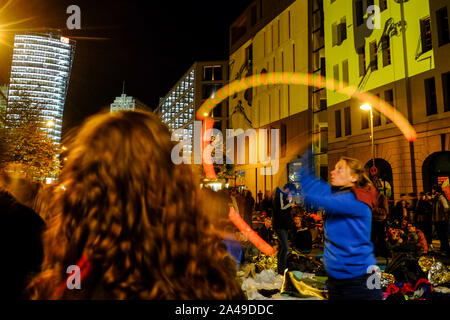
[
  {"left": 340, "top": 156, "right": 374, "bottom": 189},
  {"left": 28, "top": 110, "right": 244, "bottom": 300}
]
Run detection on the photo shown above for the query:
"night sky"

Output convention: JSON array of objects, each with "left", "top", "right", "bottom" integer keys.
[{"left": 0, "top": 0, "right": 254, "bottom": 135}]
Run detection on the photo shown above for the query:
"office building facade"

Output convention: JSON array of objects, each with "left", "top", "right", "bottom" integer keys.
[
  {"left": 7, "top": 32, "right": 76, "bottom": 143},
  {"left": 155, "top": 61, "right": 229, "bottom": 164}
]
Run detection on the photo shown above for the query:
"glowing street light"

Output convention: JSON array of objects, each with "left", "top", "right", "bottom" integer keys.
[
  {"left": 46, "top": 119, "right": 55, "bottom": 127},
  {"left": 360, "top": 104, "right": 372, "bottom": 111}
]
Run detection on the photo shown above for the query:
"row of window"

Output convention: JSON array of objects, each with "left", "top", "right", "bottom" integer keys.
[
  {"left": 10, "top": 76, "right": 64, "bottom": 87},
  {"left": 13, "top": 60, "right": 70, "bottom": 72},
  {"left": 15, "top": 35, "right": 72, "bottom": 49},
  {"left": 10, "top": 84, "right": 63, "bottom": 95},
  {"left": 13, "top": 54, "right": 70, "bottom": 67},
  {"left": 12, "top": 66, "right": 68, "bottom": 78},
  {"left": 333, "top": 6, "right": 449, "bottom": 74},
  {"left": 9, "top": 90, "right": 62, "bottom": 101},
  {"left": 425, "top": 72, "right": 450, "bottom": 116},
  {"left": 355, "top": 0, "right": 387, "bottom": 28},
  {"left": 335, "top": 71, "right": 450, "bottom": 138},
  {"left": 262, "top": 11, "right": 292, "bottom": 58},
  {"left": 13, "top": 48, "right": 71, "bottom": 62},
  {"left": 203, "top": 66, "right": 223, "bottom": 81},
  {"left": 335, "top": 89, "right": 394, "bottom": 138},
  {"left": 421, "top": 7, "right": 450, "bottom": 54}
]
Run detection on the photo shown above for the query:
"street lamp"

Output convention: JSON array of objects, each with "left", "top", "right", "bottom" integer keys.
[
  {"left": 46, "top": 119, "right": 55, "bottom": 127},
  {"left": 360, "top": 104, "right": 375, "bottom": 171}
]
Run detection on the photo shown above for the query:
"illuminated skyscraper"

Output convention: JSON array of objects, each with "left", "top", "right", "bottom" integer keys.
[{"left": 7, "top": 32, "right": 76, "bottom": 143}]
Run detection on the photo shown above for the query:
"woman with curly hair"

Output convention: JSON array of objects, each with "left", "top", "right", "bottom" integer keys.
[{"left": 27, "top": 110, "right": 245, "bottom": 300}]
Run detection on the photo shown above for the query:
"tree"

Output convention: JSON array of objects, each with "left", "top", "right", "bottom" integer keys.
[{"left": 0, "top": 94, "right": 61, "bottom": 180}]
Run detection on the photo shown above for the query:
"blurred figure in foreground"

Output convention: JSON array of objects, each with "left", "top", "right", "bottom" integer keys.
[
  {"left": 27, "top": 110, "right": 244, "bottom": 300},
  {"left": 0, "top": 172, "right": 45, "bottom": 299}
]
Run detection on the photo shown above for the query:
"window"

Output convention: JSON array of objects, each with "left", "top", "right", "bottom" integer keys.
[
  {"left": 424, "top": 77, "right": 437, "bottom": 115},
  {"left": 356, "top": 0, "right": 364, "bottom": 26},
  {"left": 342, "top": 59, "right": 349, "bottom": 85},
  {"left": 358, "top": 46, "right": 366, "bottom": 76},
  {"left": 213, "top": 103, "right": 222, "bottom": 118},
  {"left": 202, "top": 84, "right": 221, "bottom": 99},
  {"left": 338, "top": 18, "right": 347, "bottom": 44},
  {"left": 370, "top": 41, "right": 378, "bottom": 71},
  {"left": 245, "top": 44, "right": 253, "bottom": 64},
  {"left": 380, "top": 0, "right": 387, "bottom": 12},
  {"left": 321, "top": 57, "right": 326, "bottom": 77},
  {"left": 344, "top": 107, "right": 351, "bottom": 136},
  {"left": 332, "top": 23, "right": 338, "bottom": 46},
  {"left": 420, "top": 17, "right": 432, "bottom": 53},
  {"left": 437, "top": 7, "right": 450, "bottom": 47},
  {"left": 333, "top": 64, "right": 339, "bottom": 88},
  {"left": 361, "top": 110, "right": 369, "bottom": 129},
  {"left": 335, "top": 110, "right": 342, "bottom": 138},
  {"left": 384, "top": 89, "right": 394, "bottom": 123},
  {"left": 203, "top": 66, "right": 222, "bottom": 81},
  {"left": 442, "top": 72, "right": 450, "bottom": 112},
  {"left": 382, "top": 36, "right": 391, "bottom": 66}
]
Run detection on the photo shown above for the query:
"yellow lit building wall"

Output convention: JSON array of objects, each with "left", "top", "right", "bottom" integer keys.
[
  {"left": 228, "top": 0, "right": 311, "bottom": 196},
  {"left": 324, "top": 0, "right": 434, "bottom": 107}
]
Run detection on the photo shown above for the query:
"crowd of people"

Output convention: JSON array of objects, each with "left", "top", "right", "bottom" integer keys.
[
  {"left": 1, "top": 109, "right": 449, "bottom": 301},
  {"left": 374, "top": 186, "right": 450, "bottom": 259}
]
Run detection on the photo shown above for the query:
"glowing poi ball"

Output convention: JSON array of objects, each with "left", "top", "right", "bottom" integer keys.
[
  {"left": 228, "top": 206, "right": 276, "bottom": 256},
  {"left": 197, "top": 72, "right": 417, "bottom": 180},
  {"left": 197, "top": 72, "right": 417, "bottom": 256}
]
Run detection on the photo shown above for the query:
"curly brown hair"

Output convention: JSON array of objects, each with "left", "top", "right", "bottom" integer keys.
[{"left": 27, "top": 110, "right": 245, "bottom": 300}]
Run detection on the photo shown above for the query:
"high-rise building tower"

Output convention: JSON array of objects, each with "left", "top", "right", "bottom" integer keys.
[{"left": 7, "top": 32, "right": 76, "bottom": 143}]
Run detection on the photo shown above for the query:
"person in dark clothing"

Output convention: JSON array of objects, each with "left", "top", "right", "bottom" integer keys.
[
  {"left": 244, "top": 190, "right": 255, "bottom": 228},
  {"left": 273, "top": 183, "right": 296, "bottom": 275},
  {"left": 261, "top": 190, "right": 273, "bottom": 216},
  {"left": 1, "top": 190, "right": 45, "bottom": 299},
  {"left": 257, "top": 216, "right": 275, "bottom": 246},
  {"left": 416, "top": 192, "right": 433, "bottom": 245},
  {"left": 257, "top": 190, "right": 263, "bottom": 209},
  {"left": 432, "top": 185, "right": 450, "bottom": 255},
  {"left": 393, "top": 194, "right": 409, "bottom": 224},
  {"left": 292, "top": 215, "right": 312, "bottom": 254},
  {"left": 371, "top": 192, "right": 389, "bottom": 258}
]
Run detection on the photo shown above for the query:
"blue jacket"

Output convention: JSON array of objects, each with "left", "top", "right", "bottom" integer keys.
[{"left": 299, "top": 166, "right": 376, "bottom": 279}]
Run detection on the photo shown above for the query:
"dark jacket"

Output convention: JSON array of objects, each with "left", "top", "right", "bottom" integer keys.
[
  {"left": 372, "top": 192, "right": 388, "bottom": 221},
  {"left": 272, "top": 187, "right": 293, "bottom": 230},
  {"left": 432, "top": 194, "right": 449, "bottom": 222},
  {"left": 1, "top": 190, "right": 45, "bottom": 299}
]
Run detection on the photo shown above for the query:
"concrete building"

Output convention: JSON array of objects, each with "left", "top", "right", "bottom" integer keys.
[
  {"left": 228, "top": 0, "right": 326, "bottom": 195},
  {"left": 110, "top": 93, "right": 151, "bottom": 113},
  {"left": 6, "top": 32, "right": 76, "bottom": 144},
  {"left": 155, "top": 60, "right": 229, "bottom": 165},
  {"left": 324, "top": 0, "right": 450, "bottom": 202}
]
